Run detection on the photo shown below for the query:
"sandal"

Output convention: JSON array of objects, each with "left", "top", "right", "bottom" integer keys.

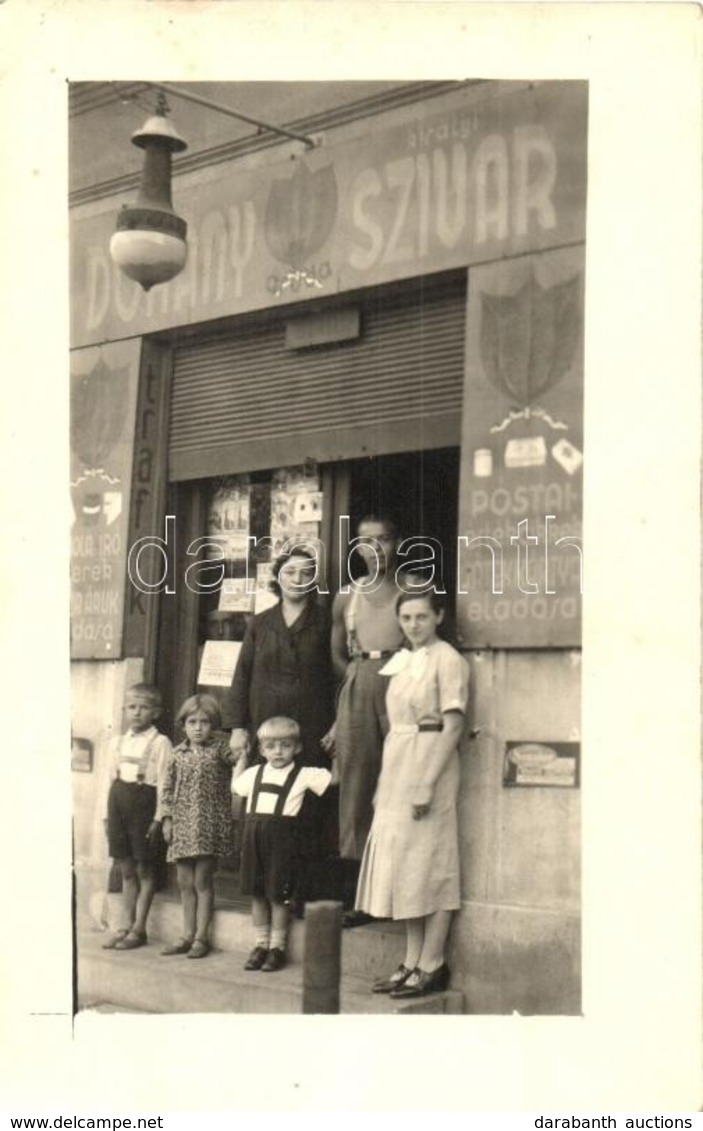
[
  {"left": 187, "top": 939, "right": 210, "bottom": 959},
  {"left": 161, "top": 938, "right": 194, "bottom": 956}
]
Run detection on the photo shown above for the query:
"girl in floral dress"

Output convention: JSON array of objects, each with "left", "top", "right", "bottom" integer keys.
[{"left": 160, "top": 694, "right": 234, "bottom": 959}]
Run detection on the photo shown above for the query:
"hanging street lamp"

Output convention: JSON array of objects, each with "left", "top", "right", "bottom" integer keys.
[
  {"left": 108, "top": 84, "right": 319, "bottom": 292},
  {"left": 109, "top": 92, "right": 188, "bottom": 291}
]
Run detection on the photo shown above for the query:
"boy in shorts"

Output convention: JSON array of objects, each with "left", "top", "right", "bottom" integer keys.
[
  {"left": 232, "top": 717, "right": 331, "bottom": 971},
  {"left": 102, "top": 683, "right": 172, "bottom": 950}
]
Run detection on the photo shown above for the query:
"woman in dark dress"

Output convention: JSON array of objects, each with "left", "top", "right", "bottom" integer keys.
[{"left": 223, "top": 547, "right": 337, "bottom": 903}]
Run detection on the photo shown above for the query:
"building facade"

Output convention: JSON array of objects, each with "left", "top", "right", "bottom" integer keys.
[{"left": 70, "top": 79, "right": 586, "bottom": 1013}]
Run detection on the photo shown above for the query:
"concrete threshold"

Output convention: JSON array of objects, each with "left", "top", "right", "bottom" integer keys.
[{"left": 77, "top": 919, "right": 464, "bottom": 1016}]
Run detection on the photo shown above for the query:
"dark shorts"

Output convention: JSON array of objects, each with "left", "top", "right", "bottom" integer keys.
[
  {"left": 107, "top": 779, "right": 158, "bottom": 863},
  {"left": 239, "top": 815, "right": 298, "bottom": 904}
]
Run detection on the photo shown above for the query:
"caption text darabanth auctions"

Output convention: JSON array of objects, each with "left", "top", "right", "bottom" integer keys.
[{"left": 534, "top": 1119, "right": 694, "bottom": 1129}]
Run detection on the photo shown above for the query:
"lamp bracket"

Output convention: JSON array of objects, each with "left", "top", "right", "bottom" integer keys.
[{"left": 148, "top": 82, "right": 319, "bottom": 149}]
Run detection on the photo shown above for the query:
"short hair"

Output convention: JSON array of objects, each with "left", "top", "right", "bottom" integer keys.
[
  {"left": 125, "top": 683, "right": 162, "bottom": 708},
  {"left": 257, "top": 716, "right": 301, "bottom": 741},
  {"left": 396, "top": 589, "right": 447, "bottom": 616},
  {"left": 176, "top": 693, "right": 222, "bottom": 729},
  {"left": 357, "top": 513, "right": 400, "bottom": 540},
  {"left": 270, "top": 546, "right": 317, "bottom": 598}
]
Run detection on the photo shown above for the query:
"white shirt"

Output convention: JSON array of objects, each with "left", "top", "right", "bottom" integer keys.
[
  {"left": 105, "top": 726, "right": 173, "bottom": 819},
  {"left": 233, "top": 762, "right": 331, "bottom": 817}
]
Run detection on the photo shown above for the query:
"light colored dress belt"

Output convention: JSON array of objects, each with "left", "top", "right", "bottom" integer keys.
[{"left": 390, "top": 723, "right": 443, "bottom": 735}]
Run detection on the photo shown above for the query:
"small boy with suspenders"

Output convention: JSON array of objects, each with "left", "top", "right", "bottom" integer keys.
[{"left": 232, "top": 717, "right": 331, "bottom": 972}]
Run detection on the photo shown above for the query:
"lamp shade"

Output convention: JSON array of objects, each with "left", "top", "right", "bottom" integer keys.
[
  {"left": 109, "top": 228, "right": 187, "bottom": 290},
  {"left": 110, "top": 102, "right": 188, "bottom": 291}
]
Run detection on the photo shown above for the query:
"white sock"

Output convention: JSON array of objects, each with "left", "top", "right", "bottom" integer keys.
[
  {"left": 255, "top": 928, "right": 270, "bottom": 949},
  {"left": 270, "top": 929, "right": 287, "bottom": 951}
]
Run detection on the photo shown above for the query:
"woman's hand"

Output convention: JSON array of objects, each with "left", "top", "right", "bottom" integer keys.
[
  {"left": 231, "top": 746, "right": 250, "bottom": 782},
  {"left": 320, "top": 723, "right": 336, "bottom": 752},
  {"left": 161, "top": 816, "right": 173, "bottom": 845},
  {"left": 411, "top": 784, "right": 434, "bottom": 820}
]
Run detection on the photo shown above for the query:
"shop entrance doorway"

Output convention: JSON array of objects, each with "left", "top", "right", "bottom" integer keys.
[
  {"left": 344, "top": 448, "right": 460, "bottom": 610},
  {"left": 153, "top": 445, "right": 460, "bottom": 905}
]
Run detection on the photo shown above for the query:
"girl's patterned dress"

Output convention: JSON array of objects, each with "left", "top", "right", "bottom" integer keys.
[{"left": 160, "top": 737, "right": 233, "bottom": 862}]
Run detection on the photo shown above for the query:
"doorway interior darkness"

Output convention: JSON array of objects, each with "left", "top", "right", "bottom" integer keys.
[{"left": 346, "top": 447, "right": 460, "bottom": 607}]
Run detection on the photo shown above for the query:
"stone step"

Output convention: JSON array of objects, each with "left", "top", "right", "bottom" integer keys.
[
  {"left": 90, "top": 892, "right": 408, "bottom": 980},
  {"left": 78, "top": 928, "right": 463, "bottom": 1015}
]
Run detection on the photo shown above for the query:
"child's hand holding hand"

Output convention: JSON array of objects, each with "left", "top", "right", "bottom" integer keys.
[
  {"left": 231, "top": 744, "right": 250, "bottom": 782},
  {"left": 146, "top": 820, "right": 161, "bottom": 842},
  {"left": 229, "top": 728, "right": 250, "bottom": 760},
  {"left": 161, "top": 816, "right": 173, "bottom": 844}
]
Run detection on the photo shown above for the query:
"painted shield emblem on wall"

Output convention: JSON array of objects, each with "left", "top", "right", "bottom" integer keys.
[
  {"left": 264, "top": 162, "right": 338, "bottom": 269},
  {"left": 70, "top": 358, "right": 130, "bottom": 470},
  {"left": 480, "top": 275, "right": 581, "bottom": 405}
]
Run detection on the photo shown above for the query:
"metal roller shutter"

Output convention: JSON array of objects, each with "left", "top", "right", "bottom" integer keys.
[{"left": 169, "top": 276, "right": 466, "bottom": 481}]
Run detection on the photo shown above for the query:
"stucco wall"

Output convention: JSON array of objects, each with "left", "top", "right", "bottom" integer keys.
[
  {"left": 449, "top": 649, "right": 581, "bottom": 1013},
  {"left": 71, "top": 657, "right": 143, "bottom": 922}
]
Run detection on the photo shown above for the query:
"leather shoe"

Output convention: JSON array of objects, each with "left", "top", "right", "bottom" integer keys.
[
  {"left": 114, "top": 930, "right": 147, "bottom": 950},
  {"left": 244, "top": 945, "right": 269, "bottom": 971},
  {"left": 342, "top": 910, "right": 374, "bottom": 929},
  {"left": 187, "top": 939, "right": 210, "bottom": 959},
  {"left": 390, "top": 963, "right": 450, "bottom": 998},
  {"left": 372, "top": 963, "right": 414, "bottom": 994},
  {"left": 161, "top": 938, "right": 194, "bottom": 956},
  {"left": 102, "top": 929, "right": 129, "bottom": 950},
  {"left": 261, "top": 947, "right": 286, "bottom": 972}
]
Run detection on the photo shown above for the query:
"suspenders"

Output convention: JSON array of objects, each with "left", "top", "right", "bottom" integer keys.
[
  {"left": 344, "top": 586, "right": 362, "bottom": 658},
  {"left": 344, "top": 586, "right": 397, "bottom": 661},
  {"left": 249, "top": 762, "right": 303, "bottom": 817},
  {"left": 117, "top": 731, "right": 158, "bottom": 782}
]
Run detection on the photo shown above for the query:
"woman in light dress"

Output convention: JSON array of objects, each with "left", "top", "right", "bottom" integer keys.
[{"left": 355, "top": 590, "right": 469, "bottom": 999}]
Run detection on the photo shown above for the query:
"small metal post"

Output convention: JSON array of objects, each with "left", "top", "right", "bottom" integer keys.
[{"left": 302, "top": 901, "right": 343, "bottom": 1014}]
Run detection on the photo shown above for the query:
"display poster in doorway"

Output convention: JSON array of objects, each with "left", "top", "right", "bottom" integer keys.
[
  {"left": 197, "top": 640, "right": 242, "bottom": 687},
  {"left": 457, "top": 244, "right": 584, "bottom": 648},
  {"left": 218, "top": 577, "right": 255, "bottom": 614},
  {"left": 207, "top": 476, "right": 251, "bottom": 562},
  {"left": 254, "top": 563, "right": 278, "bottom": 614},
  {"left": 269, "top": 464, "right": 322, "bottom": 558}
]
